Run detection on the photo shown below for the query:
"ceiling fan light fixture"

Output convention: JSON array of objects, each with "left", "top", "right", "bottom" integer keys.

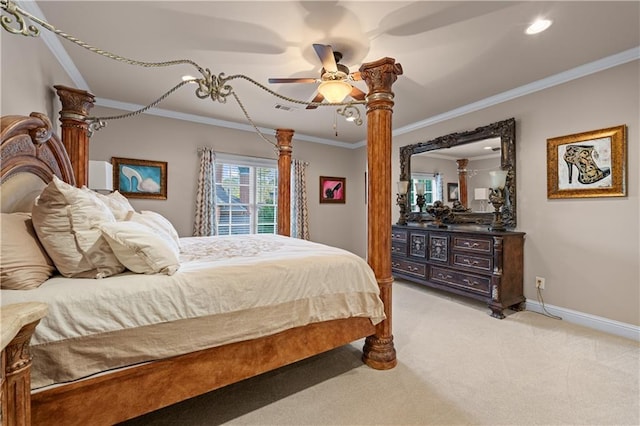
[{"left": 318, "top": 80, "right": 352, "bottom": 103}]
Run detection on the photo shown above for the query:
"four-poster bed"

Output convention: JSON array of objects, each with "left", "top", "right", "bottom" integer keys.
[{"left": 0, "top": 58, "right": 402, "bottom": 425}]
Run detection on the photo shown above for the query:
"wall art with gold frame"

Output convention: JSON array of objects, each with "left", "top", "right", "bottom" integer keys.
[
  {"left": 547, "top": 125, "right": 627, "bottom": 199},
  {"left": 112, "top": 157, "right": 168, "bottom": 200}
]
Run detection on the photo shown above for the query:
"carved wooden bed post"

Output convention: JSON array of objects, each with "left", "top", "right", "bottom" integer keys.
[
  {"left": 276, "top": 128, "right": 294, "bottom": 237},
  {"left": 53, "top": 85, "right": 95, "bottom": 188},
  {"left": 360, "top": 57, "right": 403, "bottom": 369},
  {"left": 0, "top": 303, "right": 47, "bottom": 426}
]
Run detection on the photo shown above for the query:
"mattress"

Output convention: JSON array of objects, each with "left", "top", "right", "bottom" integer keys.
[{"left": 0, "top": 234, "right": 385, "bottom": 389}]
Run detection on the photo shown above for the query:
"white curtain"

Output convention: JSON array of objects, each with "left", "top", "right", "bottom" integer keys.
[
  {"left": 435, "top": 173, "right": 444, "bottom": 202},
  {"left": 193, "top": 147, "right": 217, "bottom": 236},
  {"left": 290, "top": 158, "right": 310, "bottom": 240}
]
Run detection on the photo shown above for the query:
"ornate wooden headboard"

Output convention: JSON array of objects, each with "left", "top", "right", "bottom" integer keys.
[{"left": 0, "top": 112, "right": 75, "bottom": 213}]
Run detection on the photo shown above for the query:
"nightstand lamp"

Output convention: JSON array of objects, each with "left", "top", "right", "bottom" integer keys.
[{"left": 88, "top": 160, "right": 113, "bottom": 193}]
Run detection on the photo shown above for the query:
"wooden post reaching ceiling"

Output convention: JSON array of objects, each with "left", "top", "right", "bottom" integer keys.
[
  {"left": 276, "top": 128, "right": 294, "bottom": 236},
  {"left": 54, "top": 85, "right": 95, "bottom": 188},
  {"left": 359, "top": 57, "right": 403, "bottom": 370}
]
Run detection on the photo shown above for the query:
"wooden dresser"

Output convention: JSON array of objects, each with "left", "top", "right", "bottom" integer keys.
[{"left": 391, "top": 224, "right": 525, "bottom": 318}]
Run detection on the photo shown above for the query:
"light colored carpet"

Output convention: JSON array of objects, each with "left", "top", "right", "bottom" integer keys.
[{"left": 122, "top": 281, "right": 640, "bottom": 425}]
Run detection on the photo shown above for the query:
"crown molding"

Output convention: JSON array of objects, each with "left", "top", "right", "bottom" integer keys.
[
  {"left": 26, "top": 0, "right": 638, "bottom": 151},
  {"left": 379, "top": 46, "right": 640, "bottom": 146},
  {"left": 16, "top": 0, "right": 90, "bottom": 91},
  {"left": 93, "top": 98, "right": 356, "bottom": 148}
]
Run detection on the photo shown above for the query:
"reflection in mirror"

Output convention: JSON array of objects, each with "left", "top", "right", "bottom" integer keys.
[{"left": 399, "top": 118, "right": 516, "bottom": 228}]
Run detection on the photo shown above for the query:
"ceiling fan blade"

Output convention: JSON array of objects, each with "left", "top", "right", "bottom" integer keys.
[
  {"left": 350, "top": 71, "right": 362, "bottom": 81},
  {"left": 268, "top": 77, "right": 319, "bottom": 84},
  {"left": 306, "top": 92, "right": 324, "bottom": 110},
  {"left": 312, "top": 44, "right": 337, "bottom": 73},
  {"left": 349, "top": 85, "right": 366, "bottom": 101}
]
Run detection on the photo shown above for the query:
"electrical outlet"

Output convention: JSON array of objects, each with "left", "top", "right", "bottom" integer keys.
[{"left": 535, "top": 276, "right": 546, "bottom": 289}]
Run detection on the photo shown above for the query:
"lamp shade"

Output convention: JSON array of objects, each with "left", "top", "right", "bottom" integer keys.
[
  {"left": 317, "top": 80, "right": 352, "bottom": 103},
  {"left": 474, "top": 188, "right": 489, "bottom": 200},
  {"left": 88, "top": 160, "right": 113, "bottom": 191},
  {"left": 414, "top": 182, "right": 426, "bottom": 195},
  {"left": 489, "top": 170, "right": 508, "bottom": 189},
  {"left": 397, "top": 181, "right": 409, "bottom": 195}
]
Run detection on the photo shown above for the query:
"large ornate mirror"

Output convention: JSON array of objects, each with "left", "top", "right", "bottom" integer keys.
[{"left": 399, "top": 118, "right": 516, "bottom": 228}]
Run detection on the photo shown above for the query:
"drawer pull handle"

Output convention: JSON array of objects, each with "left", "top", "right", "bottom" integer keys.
[
  {"left": 463, "top": 241, "right": 480, "bottom": 248},
  {"left": 463, "top": 259, "right": 479, "bottom": 266},
  {"left": 437, "top": 273, "right": 453, "bottom": 280},
  {"left": 407, "top": 266, "right": 419, "bottom": 272},
  {"left": 463, "top": 279, "right": 480, "bottom": 286},
  {"left": 392, "top": 262, "right": 399, "bottom": 268}
]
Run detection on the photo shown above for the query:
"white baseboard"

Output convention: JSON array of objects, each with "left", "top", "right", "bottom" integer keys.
[{"left": 526, "top": 299, "right": 640, "bottom": 342}]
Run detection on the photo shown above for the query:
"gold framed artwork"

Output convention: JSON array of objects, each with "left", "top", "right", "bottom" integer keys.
[
  {"left": 546, "top": 125, "right": 627, "bottom": 199},
  {"left": 319, "top": 176, "right": 346, "bottom": 204},
  {"left": 112, "top": 157, "right": 167, "bottom": 200}
]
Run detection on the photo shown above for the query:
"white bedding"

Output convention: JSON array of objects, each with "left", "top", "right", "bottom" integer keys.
[{"left": 1, "top": 234, "right": 385, "bottom": 387}]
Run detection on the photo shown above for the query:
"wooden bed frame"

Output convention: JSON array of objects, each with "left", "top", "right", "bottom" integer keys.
[{"left": 0, "top": 57, "right": 402, "bottom": 425}]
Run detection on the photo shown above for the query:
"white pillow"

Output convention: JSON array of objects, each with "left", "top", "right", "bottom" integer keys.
[
  {"left": 82, "top": 188, "right": 134, "bottom": 221},
  {"left": 129, "top": 210, "right": 181, "bottom": 250},
  {"left": 31, "top": 176, "right": 125, "bottom": 278},
  {"left": 100, "top": 221, "right": 180, "bottom": 275},
  {"left": 0, "top": 212, "right": 56, "bottom": 289}
]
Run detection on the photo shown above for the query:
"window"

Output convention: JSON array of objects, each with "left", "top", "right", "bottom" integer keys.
[
  {"left": 410, "top": 173, "right": 442, "bottom": 209},
  {"left": 214, "top": 154, "right": 278, "bottom": 235}
]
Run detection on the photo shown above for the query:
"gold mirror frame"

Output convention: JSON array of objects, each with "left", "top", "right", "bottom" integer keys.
[{"left": 399, "top": 118, "right": 517, "bottom": 228}]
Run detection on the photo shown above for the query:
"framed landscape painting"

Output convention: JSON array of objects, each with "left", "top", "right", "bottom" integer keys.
[{"left": 112, "top": 157, "right": 167, "bottom": 200}]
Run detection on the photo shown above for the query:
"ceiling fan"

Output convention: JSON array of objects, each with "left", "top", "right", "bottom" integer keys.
[{"left": 268, "top": 44, "right": 366, "bottom": 109}]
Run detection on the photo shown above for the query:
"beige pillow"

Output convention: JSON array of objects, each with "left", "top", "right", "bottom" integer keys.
[
  {"left": 129, "top": 210, "right": 181, "bottom": 250},
  {"left": 87, "top": 189, "right": 134, "bottom": 221},
  {"left": 0, "top": 213, "right": 56, "bottom": 290},
  {"left": 32, "top": 176, "right": 125, "bottom": 278},
  {"left": 100, "top": 222, "right": 180, "bottom": 275}
]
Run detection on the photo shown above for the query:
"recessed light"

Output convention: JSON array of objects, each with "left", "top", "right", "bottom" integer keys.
[
  {"left": 526, "top": 18, "right": 552, "bottom": 35},
  {"left": 483, "top": 146, "right": 493, "bottom": 150},
  {"left": 181, "top": 75, "right": 197, "bottom": 83}
]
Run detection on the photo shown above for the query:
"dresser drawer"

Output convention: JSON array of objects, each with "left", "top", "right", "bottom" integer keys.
[
  {"left": 392, "top": 258, "right": 426, "bottom": 279},
  {"left": 409, "top": 233, "right": 427, "bottom": 258},
  {"left": 452, "top": 236, "right": 492, "bottom": 254},
  {"left": 392, "top": 229, "right": 407, "bottom": 242},
  {"left": 430, "top": 266, "right": 490, "bottom": 295},
  {"left": 452, "top": 253, "right": 492, "bottom": 272},
  {"left": 391, "top": 242, "right": 406, "bottom": 256}
]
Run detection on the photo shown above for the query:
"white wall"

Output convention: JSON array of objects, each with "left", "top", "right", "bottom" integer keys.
[
  {"left": 0, "top": 28, "right": 74, "bottom": 119},
  {"left": 390, "top": 61, "right": 639, "bottom": 326},
  {"left": 1, "top": 35, "right": 368, "bottom": 257},
  {"left": 88, "top": 107, "right": 367, "bottom": 256},
  {"left": 2, "top": 30, "right": 637, "bottom": 327}
]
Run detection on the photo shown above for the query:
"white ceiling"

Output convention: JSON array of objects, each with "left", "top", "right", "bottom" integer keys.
[{"left": 23, "top": 1, "right": 640, "bottom": 147}]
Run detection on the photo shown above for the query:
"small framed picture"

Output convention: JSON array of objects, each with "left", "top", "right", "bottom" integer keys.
[
  {"left": 319, "top": 176, "right": 346, "bottom": 204},
  {"left": 112, "top": 157, "right": 167, "bottom": 200},
  {"left": 447, "top": 182, "right": 459, "bottom": 201},
  {"left": 546, "top": 125, "right": 627, "bottom": 199}
]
